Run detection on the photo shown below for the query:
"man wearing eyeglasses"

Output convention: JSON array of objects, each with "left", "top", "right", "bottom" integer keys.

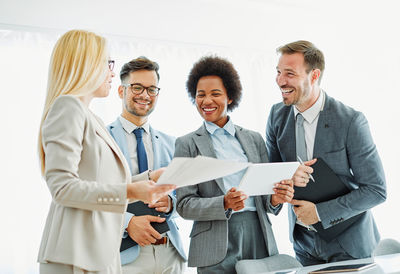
[{"left": 107, "top": 56, "right": 187, "bottom": 273}]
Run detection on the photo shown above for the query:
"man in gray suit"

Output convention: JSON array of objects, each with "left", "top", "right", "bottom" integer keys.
[{"left": 266, "top": 40, "right": 387, "bottom": 265}]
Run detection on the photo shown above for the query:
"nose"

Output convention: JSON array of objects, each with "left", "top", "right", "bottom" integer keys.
[
  {"left": 276, "top": 74, "right": 285, "bottom": 87},
  {"left": 203, "top": 95, "right": 213, "bottom": 104}
]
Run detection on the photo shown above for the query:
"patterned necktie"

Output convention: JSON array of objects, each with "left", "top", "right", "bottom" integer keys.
[
  {"left": 133, "top": 128, "right": 148, "bottom": 173},
  {"left": 296, "top": 113, "right": 308, "bottom": 161}
]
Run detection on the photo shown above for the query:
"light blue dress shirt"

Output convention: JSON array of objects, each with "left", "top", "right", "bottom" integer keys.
[{"left": 204, "top": 118, "right": 256, "bottom": 212}]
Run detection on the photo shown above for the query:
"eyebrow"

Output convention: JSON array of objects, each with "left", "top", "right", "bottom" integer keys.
[
  {"left": 196, "top": 89, "right": 223, "bottom": 92},
  {"left": 277, "top": 67, "right": 296, "bottom": 74}
]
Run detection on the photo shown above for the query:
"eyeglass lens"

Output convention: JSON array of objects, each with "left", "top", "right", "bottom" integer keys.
[{"left": 108, "top": 60, "right": 115, "bottom": 71}]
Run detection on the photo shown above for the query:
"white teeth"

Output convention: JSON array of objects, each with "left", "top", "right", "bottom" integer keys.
[
  {"left": 135, "top": 100, "right": 150, "bottom": 105},
  {"left": 203, "top": 108, "right": 216, "bottom": 111},
  {"left": 282, "top": 89, "right": 293, "bottom": 94}
]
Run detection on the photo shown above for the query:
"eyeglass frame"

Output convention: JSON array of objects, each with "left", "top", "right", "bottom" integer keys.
[
  {"left": 108, "top": 60, "right": 115, "bottom": 71},
  {"left": 122, "top": 83, "right": 161, "bottom": 97}
]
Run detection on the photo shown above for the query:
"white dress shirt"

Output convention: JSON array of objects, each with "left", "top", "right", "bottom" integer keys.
[
  {"left": 118, "top": 116, "right": 154, "bottom": 172},
  {"left": 293, "top": 90, "right": 325, "bottom": 229}
]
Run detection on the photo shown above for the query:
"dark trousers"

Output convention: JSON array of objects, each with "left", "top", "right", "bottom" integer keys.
[{"left": 293, "top": 224, "right": 358, "bottom": 266}]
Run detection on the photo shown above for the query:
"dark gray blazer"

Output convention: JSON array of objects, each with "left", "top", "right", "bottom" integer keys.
[
  {"left": 175, "top": 124, "right": 279, "bottom": 268},
  {"left": 266, "top": 92, "right": 387, "bottom": 258}
]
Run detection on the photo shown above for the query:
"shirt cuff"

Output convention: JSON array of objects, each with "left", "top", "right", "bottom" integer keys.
[
  {"left": 315, "top": 206, "right": 321, "bottom": 222},
  {"left": 123, "top": 212, "right": 134, "bottom": 239}
]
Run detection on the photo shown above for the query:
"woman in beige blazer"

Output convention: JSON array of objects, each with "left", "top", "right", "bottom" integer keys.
[{"left": 37, "top": 30, "right": 175, "bottom": 274}]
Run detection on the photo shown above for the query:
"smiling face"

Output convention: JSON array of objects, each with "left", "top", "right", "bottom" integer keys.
[
  {"left": 195, "top": 75, "right": 232, "bottom": 128},
  {"left": 119, "top": 69, "right": 159, "bottom": 126},
  {"left": 276, "top": 52, "right": 320, "bottom": 112},
  {"left": 93, "top": 68, "right": 115, "bottom": 98}
]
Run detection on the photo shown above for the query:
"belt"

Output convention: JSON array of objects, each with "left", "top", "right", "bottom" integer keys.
[{"left": 152, "top": 236, "right": 168, "bottom": 245}]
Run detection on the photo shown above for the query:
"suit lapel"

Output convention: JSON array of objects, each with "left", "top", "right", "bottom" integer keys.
[
  {"left": 235, "top": 125, "right": 258, "bottom": 163},
  {"left": 193, "top": 125, "right": 226, "bottom": 193},
  {"left": 313, "top": 94, "right": 334, "bottom": 158},
  {"left": 108, "top": 119, "right": 133, "bottom": 174},
  {"left": 150, "top": 127, "right": 160, "bottom": 170},
  {"left": 90, "top": 115, "right": 130, "bottom": 178},
  {"left": 280, "top": 108, "right": 297, "bottom": 162}
]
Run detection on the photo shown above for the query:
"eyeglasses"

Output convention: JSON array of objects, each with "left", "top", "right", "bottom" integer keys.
[
  {"left": 122, "top": 83, "right": 160, "bottom": 97},
  {"left": 108, "top": 60, "right": 115, "bottom": 71}
]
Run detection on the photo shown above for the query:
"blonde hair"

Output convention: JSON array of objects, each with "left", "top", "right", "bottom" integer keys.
[{"left": 38, "top": 29, "right": 108, "bottom": 175}]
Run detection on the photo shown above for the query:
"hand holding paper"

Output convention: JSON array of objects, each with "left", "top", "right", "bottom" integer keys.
[
  {"left": 271, "top": 180, "right": 295, "bottom": 206},
  {"left": 238, "top": 162, "right": 299, "bottom": 196},
  {"left": 157, "top": 156, "right": 250, "bottom": 187},
  {"left": 224, "top": 187, "right": 248, "bottom": 211}
]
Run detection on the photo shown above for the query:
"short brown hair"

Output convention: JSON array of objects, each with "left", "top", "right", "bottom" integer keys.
[
  {"left": 277, "top": 40, "right": 325, "bottom": 82},
  {"left": 120, "top": 56, "right": 160, "bottom": 83}
]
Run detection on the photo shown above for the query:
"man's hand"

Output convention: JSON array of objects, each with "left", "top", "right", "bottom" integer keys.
[
  {"left": 148, "top": 195, "right": 172, "bottom": 213},
  {"left": 126, "top": 215, "right": 165, "bottom": 246},
  {"left": 292, "top": 159, "right": 317, "bottom": 187},
  {"left": 290, "top": 199, "right": 319, "bottom": 225},
  {"left": 271, "top": 179, "right": 294, "bottom": 206},
  {"left": 224, "top": 187, "right": 248, "bottom": 211}
]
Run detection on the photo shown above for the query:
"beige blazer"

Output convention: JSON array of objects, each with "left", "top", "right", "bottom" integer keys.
[{"left": 37, "top": 95, "right": 143, "bottom": 271}]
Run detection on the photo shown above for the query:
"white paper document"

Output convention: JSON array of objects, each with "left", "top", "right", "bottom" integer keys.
[
  {"left": 157, "top": 156, "right": 250, "bottom": 187},
  {"left": 238, "top": 162, "right": 300, "bottom": 196}
]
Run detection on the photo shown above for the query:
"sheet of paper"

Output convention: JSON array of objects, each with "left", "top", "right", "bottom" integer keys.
[
  {"left": 157, "top": 156, "right": 250, "bottom": 188},
  {"left": 238, "top": 162, "right": 299, "bottom": 196}
]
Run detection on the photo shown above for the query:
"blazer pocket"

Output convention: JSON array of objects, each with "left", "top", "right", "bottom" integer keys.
[{"left": 189, "top": 221, "right": 212, "bottom": 238}]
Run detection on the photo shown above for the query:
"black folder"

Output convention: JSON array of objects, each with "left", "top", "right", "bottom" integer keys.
[
  {"left": 120, "top": 201, "right": 170, "bottom": 252},
  {"left": 294, "top": 158, "right": 365, "bottom": 242}
]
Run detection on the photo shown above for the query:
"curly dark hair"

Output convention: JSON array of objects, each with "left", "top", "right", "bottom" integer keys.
[{"left": 186, "top": 56, "right": 242, "bottom": 111}]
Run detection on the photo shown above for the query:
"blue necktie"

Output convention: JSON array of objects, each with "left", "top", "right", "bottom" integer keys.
[{"left": 133, "top": 128, "right": 148, "bottom": 173}]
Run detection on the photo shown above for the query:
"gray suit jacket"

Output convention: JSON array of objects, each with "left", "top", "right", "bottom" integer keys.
[
  {"left": 266, "top": 92, "right": 387, "bottom": 258},
  {"left": 175, "top": 124, "right": 279, "bottom": 268}
]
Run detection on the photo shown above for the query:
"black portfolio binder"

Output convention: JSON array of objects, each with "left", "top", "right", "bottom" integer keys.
[
  {"left": 120, "top": 201, "right": 170, "bottom": 252},
  {"left": 294, "top": 158, "right": 365, "bottom": 242}
]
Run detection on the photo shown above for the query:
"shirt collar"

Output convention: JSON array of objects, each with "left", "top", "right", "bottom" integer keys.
[
  {"left": 204, "top": 116, "right": 235, "bottom": 137},
  {"left": 118, "top": 116, "right": 150, "bottom": 134},
  {"left": 293, "top": 90, "right": 325, "bottom": 124}
]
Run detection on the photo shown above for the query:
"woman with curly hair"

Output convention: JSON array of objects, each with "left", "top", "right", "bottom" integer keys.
[{"left": 175, "top": 56, "right": 311, "bottom": 273}]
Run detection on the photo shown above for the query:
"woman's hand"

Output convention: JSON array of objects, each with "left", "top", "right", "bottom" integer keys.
[
  {"left": 271, "top": 179, "right": 295, "bottom": 206},
  {"left": 224, "top": 187, "right": 248, "bottom": 211},
  {"left": 148, "top": 167, "right": 166, "bottom": 182},
  {"left": 127, "top": 180, "right": 176, "bottom": 204}
]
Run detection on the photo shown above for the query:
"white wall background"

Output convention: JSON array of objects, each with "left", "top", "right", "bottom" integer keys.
[{"left": 0, "top": 0, "right": 399, "bottom": 273}]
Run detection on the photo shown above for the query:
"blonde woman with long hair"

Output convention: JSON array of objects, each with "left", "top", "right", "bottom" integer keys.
[{"left": 37, "top": 30, "right": 175, "bottom": 273}]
